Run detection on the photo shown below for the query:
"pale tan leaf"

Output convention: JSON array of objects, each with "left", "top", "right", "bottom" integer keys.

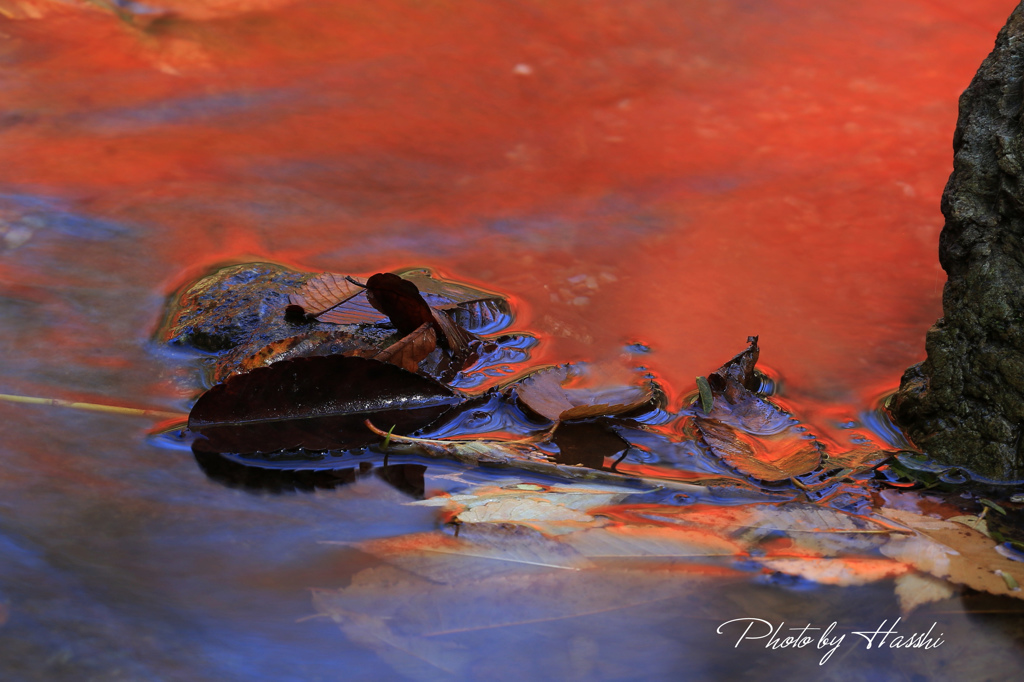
[
  {"left": 561, "top": 524, "right": 744, "bottom": 560},
  {"left": 756, "top": 556, "right": 911, "bottom": 586},
  {"left": 516, "top": 366, "right": 654, "bottom": 422},
  {"left": 893, "top": 572, "right": 956, "bottom": 614},
  {"left": 344, "top": 527, "right": 593, "bottom": 583},
  {"left": 877, "top": 508, "right": 1024, "bottom": 601}
]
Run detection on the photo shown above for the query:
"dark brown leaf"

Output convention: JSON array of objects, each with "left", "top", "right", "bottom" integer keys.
[
  {"left": 188, "top": 355, "right": 461, "bottom": 454},
  {"left": 366, "top": 272, "right": 436, "bottom": 337},
  {"left": 367, "top": 272, "right": 478, "bottom": 360},
  {"left": 516, "top": 366, "right": 655, "bottom": 422}
]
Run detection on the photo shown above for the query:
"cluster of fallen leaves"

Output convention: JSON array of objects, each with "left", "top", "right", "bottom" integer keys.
[
  {"left": 311, "top": 480, "right": 1024, "bottom": 679},
  {"left": 179, "top": 267, "right": 1024, "bottom": 677}
]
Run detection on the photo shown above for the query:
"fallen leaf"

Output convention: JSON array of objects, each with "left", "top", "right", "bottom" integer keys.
[
  {"left": 188, "top": 355, "right": 461, "bottom": 454},
  {"left": 231, "top": 330, "right": 371, "bottom": 375},
  {"left": 755, "top": 555, "right": 910, "bottom": 586},
  {"left": 344, "top": 526, "right": 593, "bottom": 583},
  {"left": 361, "top": 322, "right": 437, "bottom": 373},
  {"left": 694, "top": 418, "right": 821, "bottom": 482},
  {"left": 516, "top": 365, "right": 655, "bottom": 422},
  {"left": 819, "top": 444, "right": 891, "bottom": 472},
  {"left": 878, "top": 508, "right": 1024, "bottom": 601},
  {"left": 562, "top": 523, "right": 744, "bottom": 561},
  {"left": 893, "top": 572, "right": 957, "bottom": 613},
  {"left": 288, "top": 273, "right": 377, "bottom": 322},
  {"left": 413, "top": 482, "right": 637, "bottom": 534},
  {"left": 366, "top": 273, "right": 437, "bottom": 337}
]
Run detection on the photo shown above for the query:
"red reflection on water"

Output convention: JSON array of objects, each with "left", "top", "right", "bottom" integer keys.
[{"left": 0, "top": 1, "right": 1017, "bottom": 439}]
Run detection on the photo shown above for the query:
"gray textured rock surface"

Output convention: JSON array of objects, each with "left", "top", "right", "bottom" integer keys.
[{"left": 890, "top": 3, "right": 1024, "bottom": 481}]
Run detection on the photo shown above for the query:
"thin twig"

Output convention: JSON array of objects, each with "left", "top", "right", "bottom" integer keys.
[{"left": 0, "top": 393, "right": 185, "bottom": 420}]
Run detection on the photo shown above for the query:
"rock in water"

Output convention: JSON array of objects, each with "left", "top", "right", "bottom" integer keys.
[{"left": 890, "top": 3, "right": 1024, "bottom": 481}]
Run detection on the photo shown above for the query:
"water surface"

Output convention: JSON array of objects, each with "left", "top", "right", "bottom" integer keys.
[{"left": 1, "top": 1, "right": 1022, "bottom": 680}]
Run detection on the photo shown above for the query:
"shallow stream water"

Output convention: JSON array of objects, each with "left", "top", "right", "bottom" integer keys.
[{"left": 1, "top": 1, "right": 1023, "bottom": 680}]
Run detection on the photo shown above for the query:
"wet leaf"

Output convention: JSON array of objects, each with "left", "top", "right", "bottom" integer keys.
[
  {"left": 561, "top": 524, "right": 744, "bottom": 561},
  {"left": 551, "top": 420, "right": 630, "bottom": 468},
  {"left": 344, "top": 526, "right": 593, "bottom": 583},
  {"left": 878, "top": 508, "right": 1024, "bottom": 601},
  {"left": 711, "top": 335, "right": 761, "bottom": 392},
  {"left": 516, "top": 365, "right": 655, "bottom": 422},
  {"left": 359, "top": 322, "right": 437, "bottom": 373},
  {"left": 288, "top": 273, "right": 376, "bottom": 322},
  {"left": 232, "top": 330, "right": 371, "bottom": 375},
  {"left": 413, "top": 482, "right": 637, "bottom": 534},
  {"left": 367, "top": 425, "right": 709, "bottom": 495},
  {"left": 696, "top": 375, "right": 714, "bottom": 414},
  {"left": 819, "top": 444, "right": 891, "bottom": 472},
  {"left": 694, "top": 418, "right": 821, "bottom": 482},
  {"left": 366, "top": 272, "right": 436, "bottom": 337},
  {"left": 188, "top": 355, "right": 461, "bottom": 454},
  {"left": 755, "top": 556, "right": 910, "bottom": 586},
  {"left": 893, "top": 572, "right": 956, "bottom": 613},
  {"left": 366, "top": 272, "right": 477, "bottom": 360}
]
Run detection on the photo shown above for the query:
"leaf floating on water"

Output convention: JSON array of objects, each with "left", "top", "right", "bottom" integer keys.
[
  {"left": 366, "top": 272, "right": 478, "bottom": 360},
  {"left": 893, "top": 572, "right": 957, "bottom": 614},
  {"left": 755, "top": 556, "right": 911, "bottom": 586},
  {"left": 696, "top": 375, "right": 714, "bottom": 414},
  {"left": 562, "top": 524, "right": 744, "bottom": 561},
  {"left": 819, "top": 444, "right": 891, "bottom": 473},
  {"left": 366, "top": 423, "right": 708, "bottom": 494},
  {"left": 694, "top": 418, "right": 821, "bottom": 482},
  {"left": 878, "top": 508, "right": 1024, "bottom": 601},
  {"left": 188, "top": 355, "right": 461, "bottom": 454},
  {"left": 233, "top": 330, "right": 371, "bottom": 375},
  {"left": 515, "top": 365, "right": 655, "bottom": 422},
  {"left": 346, "top": 526, "right": 593, "bottom": 583},
  {"left": 711, "top": 335, "right": 761, "bottom": 392}
]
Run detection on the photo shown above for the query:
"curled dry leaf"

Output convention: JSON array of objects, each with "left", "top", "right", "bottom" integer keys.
[
  {"left": 366, "top": 273, "right": 436, "bottom": 337},
  {"left": 288, "top": 273, "right": 385, "bottom": 325},
  {"left": 366, "top": 273, "right": 478, "bottom": 361},
  {"left": 188, "top": 355, "right": 461, "bottom": 454},
  {"left": 515, "top": 365, "right": 656, "bottom": 422}
]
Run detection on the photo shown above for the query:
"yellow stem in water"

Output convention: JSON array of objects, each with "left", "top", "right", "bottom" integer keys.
[{"left": 0, "top": 393, "right": 186, "bottom": 420}]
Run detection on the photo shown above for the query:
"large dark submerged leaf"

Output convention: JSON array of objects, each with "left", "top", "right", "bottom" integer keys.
[{"left": 188, "top": 355, "right": 461, "bottom": 454}]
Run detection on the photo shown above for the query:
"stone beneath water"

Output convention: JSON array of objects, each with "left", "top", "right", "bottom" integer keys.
[
  {"left": 156, "top": 262, "right": 393, "bottom": 383},
  {"left": 890, "top": 4, "right": 1024, "bottom": 481}
]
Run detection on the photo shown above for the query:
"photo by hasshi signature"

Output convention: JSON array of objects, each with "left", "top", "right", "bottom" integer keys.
[{"left": 717, "top": 617, "right": 946, "bottom": 665}]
